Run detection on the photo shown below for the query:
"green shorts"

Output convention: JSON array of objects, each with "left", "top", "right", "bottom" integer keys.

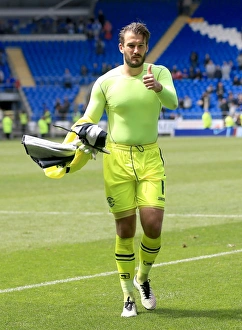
[{"left": 103, "top": 142, "right": 166, "bottom": 214}]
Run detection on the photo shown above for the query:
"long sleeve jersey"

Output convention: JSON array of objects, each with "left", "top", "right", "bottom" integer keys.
[{"left": 77, "top": 63, "right": 178, "bottom": 145}]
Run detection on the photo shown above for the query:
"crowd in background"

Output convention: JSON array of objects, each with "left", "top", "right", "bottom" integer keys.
[
  {"left": 170, "top": 51, "right": 242, "bottom": 82},
  {"left": 1, "top": 46, "right": 242, "bottom": 139},
  {"left": 0, "top": 48, "right": 20, "bottom": 91},
  {"left": 0, "top": 5, "right": 242, "bottom": 138},
  {"left": 0, "top": 9, "right": 113, "bottom": 39},
  {"left": 168, "top": 50, "right": 242, "bottom": 127}
]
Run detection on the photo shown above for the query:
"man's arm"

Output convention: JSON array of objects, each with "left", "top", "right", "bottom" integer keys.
[
  {"left": 81, "top": 80, "right": 107, "bottom": 124},
  {"left": 143, "top": 64, "right": 178, "bottom": 110},
  {"left": 63, "top": 80, "right": 106, "bottom": 144}
]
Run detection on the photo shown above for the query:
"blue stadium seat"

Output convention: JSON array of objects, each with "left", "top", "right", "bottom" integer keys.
[{"left": 2, "top": 0, "right": 242, "bottom": 120}]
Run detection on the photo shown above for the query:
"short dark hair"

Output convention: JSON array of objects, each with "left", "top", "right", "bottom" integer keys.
[{"left": 119, "top": 22, "right": 151, "bottom": 45}]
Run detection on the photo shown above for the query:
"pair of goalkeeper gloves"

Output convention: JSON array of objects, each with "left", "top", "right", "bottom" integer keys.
[{"left": 70, "top": 123, "right": 110, "bottom": 159}]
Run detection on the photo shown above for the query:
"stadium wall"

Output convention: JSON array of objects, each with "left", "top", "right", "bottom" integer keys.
[{"left": 25, "top": 118, "right": 241, "bottom": 139}]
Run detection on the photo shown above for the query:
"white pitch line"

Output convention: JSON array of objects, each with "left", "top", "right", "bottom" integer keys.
[
  {"left": 0, "top": 210, "right": 242, "bottom": 218},
  {"left": 0, "top": 210, "right": 105, "bottom": 216},
  {"left": 167, "top": 214, "right": 242, "bottom": 218},
  {"left": 1, "top": 249, "right": 242, "bottom": 294}
]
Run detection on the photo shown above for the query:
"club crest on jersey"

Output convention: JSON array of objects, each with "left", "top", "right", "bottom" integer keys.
[{"left": 107, "top": 197, "right": 115, "bottom": 207}]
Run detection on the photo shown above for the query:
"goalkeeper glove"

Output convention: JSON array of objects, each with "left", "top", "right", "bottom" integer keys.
[
  {"left": 72, "top": 123, "right": 110, "bottom": 155},
  {"left": 79, "top": 144, "right": 98, "bottom": 160},
  {"left": 70, "top": 139, "right": 98, "bottom": 160}
]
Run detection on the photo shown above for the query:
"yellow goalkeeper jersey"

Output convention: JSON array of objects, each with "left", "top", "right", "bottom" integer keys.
[{"left": 79, "top": 63, "right": 178, "bottom": 145}]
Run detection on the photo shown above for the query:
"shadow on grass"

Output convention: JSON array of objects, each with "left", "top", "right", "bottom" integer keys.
[{"left": 138, "top": 308, "right": 242, "bottom": 320}]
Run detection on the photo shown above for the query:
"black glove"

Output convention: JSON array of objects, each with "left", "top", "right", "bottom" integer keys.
[{"left": 72, "top": 123, "right": 109, "bottom": 154}]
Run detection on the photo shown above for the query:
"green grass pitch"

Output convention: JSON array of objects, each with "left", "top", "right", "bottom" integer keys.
[{"left": 0, "top": 136, "right": 242, "bottom": 329}]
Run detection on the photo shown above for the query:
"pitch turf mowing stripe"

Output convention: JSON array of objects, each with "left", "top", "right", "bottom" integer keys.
[{"left": 1, "top": 249, "right": 242, "bottom": 294}]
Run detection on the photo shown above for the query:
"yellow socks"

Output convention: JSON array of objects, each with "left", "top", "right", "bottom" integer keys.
[
  {"left": 137, "top": 234, "right": 161, "bottom": 284},
  {"left": 115, "top": 234, "right": 161, "bottom": 300},
  {"left": 115, "top": 235, "right": 135, "bottom": 301}
]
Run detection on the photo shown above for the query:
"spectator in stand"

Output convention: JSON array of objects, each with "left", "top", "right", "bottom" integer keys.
[
  {"left": 55, "top": 97, "right": 70, "bottom": 121},
  {"left": 61, "top": 96, "right": 71, "bottom": 119},
  {"left": 103, "top": 20, "right": 113, "bottom": 40},
  {"left": 228, "top": 100, "right": 238, "bottom": 117},
  {"left": 171, "top": 65, "right": 183, "bottom": 80},
  {"left": 98, "top": 10, "right": 106, "bottom": 27},
  {"left": 65, "top": 18, "right": 75, "bottom": 34},
  {"left": 38, "top": 116, "right": 48, "bottom": 138},
  {"left": 178, "top": 95, "right": 192, "bottom": 110},
  {"left": 216, "top": 81, "right": 226, "bottom": 100},
  {"left": 101, "top": 62, "right": 111, "bottom": 74},
  {"left": 77, "top": 17, "right": 86, "bottom": 34},
  {"left": 182, "top": 0, "right": 192, "bottom": 15},
  {"left": 95, "top": 37, "right": 105, "bottom": 55},
  {"left": 43, "top": 107, "right": 52, "bottom": 134},
  {"left": 85, "top": 17, "right": 94, "bottom": 39},
  {"left": 54, "top": 98, "right": 62, "bottom": 119},
  {"left": 177, "top": 0, "right": 184, "bottom": 15},
  {"left": 182, "top": 68, "right": 189, "bottom": 79},
  {"left": 221, "top": 61, "right": 232, "bottom": 80},
  {"left": 5, "top": 74, "right": 18, "bottom": 91},
  {"left": 202, "top": 109, "right": 212, "bottom": 128},
  {"left": 194, "top": 68, "right": 203, "bottom": 80},
  {"left": 197, "top": 91, "right": 210, "bottom": 111},
  {"left": 203, "top": 53, "right": 211, "bottom": 67},
  {"left": 236, "top": 51, "right": 242, "bottom": 70},
  {"left": 227, "top": 91, "right": 237, "bottom": 104},
  {"left": 227, "top": 91, "right": 238, "bottom": 116},
  {"left": 214, "top": 65, "right": 222, "bottom": 79},
  {"left": 235, "top": 111, "right": 242, "bottom": 126},
  {"left": 39, "top": 17, "right": 53, "bottom": 34},
  {"left": 219, "top": 98, "right": 230, "bottom": 119},
  {"left": 206, "top": 84, "right": 215, "bottom": 94},
  {"left": 183, "top": 95, "right": 192, "bottom": 109},
  {"left": 92, "top": 62, "right": 101, "bottom": 77},
  {"left": 178, "top": 97, "right": 184, "bottom": 109},
  {"left": 188, "top": 66, "right": 196, "bottom": 79},
  {"left": 80, "top": 64, "right": 89, "bottom": 76},
  {"left": 189, "top": 51, "right": 199, "bottom": 69},
  {"left": 63, "top": 68, "right": 72, "bottom": 89},
  {"left": 19, "top": 110, "right": 28, "bottom": 135},
  {"left": 205, "top": 59, "right": 216, "bottom": 78},
  {"left": 2, "top": 113, "right": 13, "bottom": 139},
  {"left": 92, "top": 19, "right": 102, "bottom": 40},
  {"left": 232, "top": 76, "right": 242, "bottom": 86},
  {"left": 237, "top": 93, "right": 242, "bottom": 111},
  {"left": 224, "top": 113, "right": 235, "bottom": 136}
]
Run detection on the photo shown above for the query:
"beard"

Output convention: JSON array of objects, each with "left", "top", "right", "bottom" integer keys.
[{"left": 124, "top": 53, "right": 146, "bottom": 68}]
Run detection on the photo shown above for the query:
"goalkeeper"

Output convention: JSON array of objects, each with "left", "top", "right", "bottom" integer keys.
[{"left": 72, "top": 22, "right": 178, "bottom": 317}]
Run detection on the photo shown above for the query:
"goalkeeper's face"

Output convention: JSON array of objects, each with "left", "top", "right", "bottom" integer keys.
[{"left": 119, "top": 31, "right": 148, "bottom": 68}]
